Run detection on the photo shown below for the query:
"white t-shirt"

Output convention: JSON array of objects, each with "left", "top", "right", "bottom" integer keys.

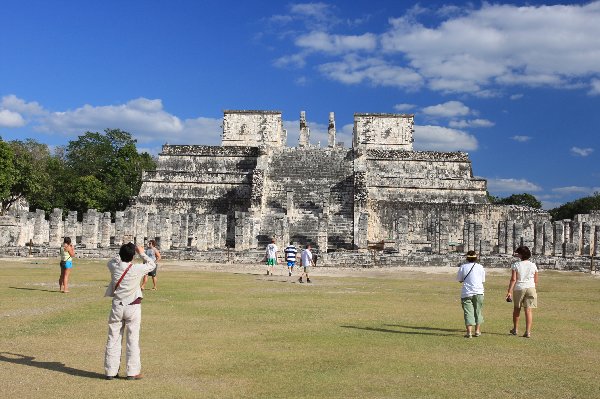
[
  {"left": 512, "top": 260, "right": 538, "bottom": 290},
  {"left": 266, "top": 243, "right": 278, "bottom": 259},
  {"left": 456, "top": 262, "right": 485, "bottom": 298},
  {"left": 301, "top": 249, "right": 313, "bottom": 267}
]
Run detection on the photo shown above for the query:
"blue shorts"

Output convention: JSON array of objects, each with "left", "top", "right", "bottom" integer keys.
[
  {"left": 287, "top": 261, "right": 295, "bottom": 267},
  {"left": 62, "top": 260, "right": 73, "bottom": 269}
]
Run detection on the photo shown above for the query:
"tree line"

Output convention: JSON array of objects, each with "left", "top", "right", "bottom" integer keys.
[
  {"left": 488, "top": 192, "right": 600, "bottom": 220},
  {"left": 0, "top": 129, "right": 156, "bottom": 217}
]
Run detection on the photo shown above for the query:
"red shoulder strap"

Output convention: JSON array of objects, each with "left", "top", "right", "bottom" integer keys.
[{"left": 113, "top": 263, "right": 133, "bottom": 295}]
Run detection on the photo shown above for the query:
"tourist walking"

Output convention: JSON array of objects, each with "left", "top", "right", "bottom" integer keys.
[
  {"left": 506, "top": 246, "right": 538, "bottom": 338},
  {"left": 457, "top": 250, "right": 485, "bottom": 338},
  {"left": 141, "top": 240, "right": 161, "bottom": 290},
  {"left": 58, "top": 237, "right": 75, "bottom": 293},
  {"left": 284, "top": 242, "right": 298, "bottom": 276},
  {"left": 104, "top": 243, "right": 156, "bottom": 380},
  {"left": 299, "top": 244, "right": 314, "bottom": 283},
  {"left": 265, "top": 238, "right": 278, "bottom": 276}
]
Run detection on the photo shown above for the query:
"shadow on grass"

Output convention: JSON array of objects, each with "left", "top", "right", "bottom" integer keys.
[
  {"left": 9, "top": 286, "right": 59, "bottom": 293},
  {"left": 341, "top": 325, "right": 458, "bottom": 337},
  {"left": 0, "top": 352, "right": 105, "bottom": 379},
  {"left": 343, "top": 324, "right": 508, "bottom": 337}
]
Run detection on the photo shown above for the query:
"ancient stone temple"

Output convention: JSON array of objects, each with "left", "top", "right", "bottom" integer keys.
[{"left": 1, "top": 109, "right": 600, "bottom": 268}]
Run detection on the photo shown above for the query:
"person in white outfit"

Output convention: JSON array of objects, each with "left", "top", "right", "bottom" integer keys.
[
  {"left": 104, "top": 243, "right": 156, "bottom": 380},
  {"left": 506, "top": 245, "right": 538, "bottom": 338},
  {"left": 457, "top": 250, "right": 486, "bottom": 338}
]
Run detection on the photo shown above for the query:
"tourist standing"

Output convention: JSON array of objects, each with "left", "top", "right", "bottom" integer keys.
[
  {"left": 506, "top": 246, "right": 538, "bottom": 338},
  {"left": 265, "top": 238, "right": 278, "bottom": 276},
  {"left": 104, "top": 243, "right": 156, "bottom": 380},
  {"left": 58, "top": 237, "right": 75, "bottom": 293},
  {"left": 141, "top": 240, "right": 161, "bottom": 290},
  {"left": 299, "top": 244, "right": 314, "bottom": 283},
  {"left": 457, "top": 250, "right": 485, "bottom": 338},
  {"left": 284, "top": 242, "right": 298, "bottom": 276}
]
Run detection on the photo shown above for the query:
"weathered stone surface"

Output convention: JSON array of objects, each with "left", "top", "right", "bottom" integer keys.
[{"left": 2, "top": 110, "right": 600, "bottom": 268}]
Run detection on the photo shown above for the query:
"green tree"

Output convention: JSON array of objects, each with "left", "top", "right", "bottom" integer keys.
[
  {"left": 490, "top": 193, "right": 542, "bottom": 209},
  {"left": 549, "top": 193, "right": 600, "bottom": 221},
  {"left": 64, "top": 129, "right": 156, "bottom": 213},
  {"left": 0, "top": 139, "right": 17, "bottom": 213}
]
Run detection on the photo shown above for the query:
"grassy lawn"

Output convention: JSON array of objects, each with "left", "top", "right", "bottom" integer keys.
[{"left": 1, "top": 258, "right": 599, "bottom": 399}]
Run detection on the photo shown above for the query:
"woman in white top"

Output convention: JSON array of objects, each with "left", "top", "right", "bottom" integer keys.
[
  {"left": 506, "top": 246, "right": 538, "bottom": 338},
  {"left": 457, "top": 250, "right": 485, "bottom": 338}
]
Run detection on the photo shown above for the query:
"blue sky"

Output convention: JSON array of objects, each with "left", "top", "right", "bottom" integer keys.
[{"left": 1, "top": 0, "right": 599, "bottom": 209}]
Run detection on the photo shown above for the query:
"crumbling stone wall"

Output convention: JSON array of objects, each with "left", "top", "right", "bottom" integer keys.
[{"left": 2, "top": 110, "right": 599, "bottom": 268}]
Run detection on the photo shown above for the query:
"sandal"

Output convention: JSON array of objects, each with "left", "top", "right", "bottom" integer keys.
[
  {"left": 464, "top": 333, "right": 472, "bottom": 338},
  {"left": 509, "top": 328, "right": 518, "bottom": 336},
  {"left": 474, "top": 332, "right": 481, "bottom": 337},
  {"left": 523, "top": 332, "right": 531, "bottom": 338}
]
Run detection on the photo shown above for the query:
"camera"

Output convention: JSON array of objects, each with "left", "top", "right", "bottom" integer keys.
[{"left": 506, "top": 296, "right": 512, "bottom": 302}]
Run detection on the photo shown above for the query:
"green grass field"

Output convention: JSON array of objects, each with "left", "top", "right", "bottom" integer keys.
[{"left": 1, "top": 258, "right": 599, "bottom": 399}]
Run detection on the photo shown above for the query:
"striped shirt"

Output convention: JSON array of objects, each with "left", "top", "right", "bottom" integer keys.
[{"left": 284, "top": 245, "right": 297, "bottom": 262}]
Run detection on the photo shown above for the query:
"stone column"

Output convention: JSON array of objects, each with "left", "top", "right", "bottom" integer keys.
[
  {"left": 542, "top": 221, "right": 553, "bottom": 256},
  {"left": 553, "top": 221, "right": 564, "bottom": 256},
  {"left": 513, "top": 222, "right": 523, "bottom": 249},
  {"left": 594, "top": 226, "right": 600, "bottom": 257},
  {"left": 582, "top": 222, "right": 591, "bottom": 256},
  {"left": 188, "top": 214, "right": 197, "bottom": 249},
  {"left": 32, "top": 209, "right": 47, "bottom": 245},
  {"left": 179, "top": 214, "right": 189, "bottom": 248},
  {"left": 158, "top": 212, "right": 171, "bottom": 250},
  {"left": 498, "top": 221, "right": 506, "bottom": 254},
  {"left": 234, "top": 211, "right": 245, "bottom": 251},
  {"left": 218, "top": 214, "right": 228, "bottom": 249},
  {"left": 533, "top": 222, "right": 544, "bottom": 255},
  {"left": 195, "top": 215, "right": 207, "bottom": 251},
  {"left": 65, "top": 211, "right": 78, "bottom": 244},
  {"left": 506, "top": 221, "right": 514, "bottom": 254},
  {"left": 49, "top": 208, "right": 64, "bottom": 247},
  {"left": 135, "top": 208, "right": 147, "bottom": 246},
  {"left": 474, "top": 223, "right": 482, "bottom": 253},
  {"left": 170, "top": 214, "right": 182, "bottom": 248},
  {"left": 114, "top": 211, "right": 125, "bottom": 246},
  {"left": 99, "top": 212, "right": 112, "bottom": 248},
  {"left": 82, "top": 209, "right": 99, "bottom": 248}
]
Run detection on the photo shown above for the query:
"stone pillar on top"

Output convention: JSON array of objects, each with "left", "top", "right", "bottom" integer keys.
[
  {"left": 298, "top": 111, "right": 310, "bottom": 147},
  {"left": 327, "top": 112, "right": 336, "bottom": 148}
]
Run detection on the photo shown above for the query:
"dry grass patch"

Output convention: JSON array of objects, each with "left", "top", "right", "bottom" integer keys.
[{"left": 1, "top": 258, "right": 599, "bottom": 398}]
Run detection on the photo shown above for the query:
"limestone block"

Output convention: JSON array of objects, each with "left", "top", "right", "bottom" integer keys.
[{"left": 49, "top": 208, "right": 64, "bottom": 247}]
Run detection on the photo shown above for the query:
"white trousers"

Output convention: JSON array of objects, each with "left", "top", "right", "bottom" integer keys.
[{"left": 104, "top": 301, "right": 142, "bottom": 376}]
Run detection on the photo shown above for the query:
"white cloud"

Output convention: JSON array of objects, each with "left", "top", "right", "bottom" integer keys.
[
  {"left": 510, "top": 94, "right": 524, "bottom": 100},
  {"left": 393, "top": 103, "right": 415, "bottom": 112},
  {"left": 551, "top": 186, "right": 599, "bottom": 195},
  {"left": 38, "top": 98, "right": 183, "bottom": 137},
  {"left": 589, "top": 79, "right": 600, "bottom": 95},
  {"left": 274, "top": 52, "right": 308, "bottom": 68},
  {"left": 0, "top": 109, "right": 26, "bottom": 128},
  {"left": 511, "top": 135, "right": 532, "bottom": 142},
  {"left": 31, "top": 97, "right": 226, "bottom": 146},
  {"left": 486, "top": 178, "right": 542, "bottom": 193},
  {"left": 318, "top": 55, "right": 423, "bottom": 89},
  {"left": 449, "top": 118, "right": 494, "bottom": 128},
  {"left": 570, "top": 146, "right": 594, "bottom": 157},
  {"left": 413, "top": 125, "right": 478, "bottom": 151},
  {"left": 273, "top": 3, "right": 600, "bottom": 94},
  {"left": 1, "top": 95, "right": 46, "bottom": 116},
  {"left": 422, "top": 101, "right": 470, "bottom": 118},
  {"left": 296, "top": 31, "right": 377, "bottom": 54}
]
